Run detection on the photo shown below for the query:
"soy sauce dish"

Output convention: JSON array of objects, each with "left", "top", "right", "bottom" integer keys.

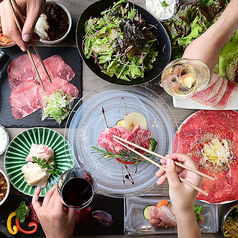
[{"left": 34, "top": 2, "right": 72, "bottom": 44}]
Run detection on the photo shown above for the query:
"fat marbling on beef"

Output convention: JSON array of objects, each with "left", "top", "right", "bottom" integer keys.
[
  {"left": 8, "top": 54, "right": 79, "bottom": 119},
  {"left": 98, "top": 125, "right": 152, "bottom": 154}
]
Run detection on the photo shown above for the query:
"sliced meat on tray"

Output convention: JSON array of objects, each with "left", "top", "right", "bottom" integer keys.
[
  {"left": 8, "top": 53, "right": 79, "bottom": 119},
  {"left": 213, "top": 81, "right": 237, "bottom": 109},
  {"left": 36, "top": 55, "right": 75, "bottom": 81},
  {"left": 40, "top": 76, "right": 79, "bottom": 101},
  {"left": 9, "top": 81, "right": 41, "bottom": 119},
  {"left": 8, "top": 54, "right": 41, "bottom": 89},
  {"left": 190, "top": 75, "right": 223, "bottom": 102},
  {"left": 189, "top": 72, "right": 237, "bottom": 109},
  {"left": 199, "top": 78, "right": 227, "bottom": 108}
]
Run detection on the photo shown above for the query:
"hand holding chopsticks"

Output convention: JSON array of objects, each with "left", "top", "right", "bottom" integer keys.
[
  {"left": 113, "top": 135, "right": 215, "bottom": 196},
  {"left": 8, "top": 0, "right": 51, "bottom": 91}
]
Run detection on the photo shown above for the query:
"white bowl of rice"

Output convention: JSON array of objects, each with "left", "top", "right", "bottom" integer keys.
[{"left": 34, "top": 1, "right": 72, "bottom": 44}]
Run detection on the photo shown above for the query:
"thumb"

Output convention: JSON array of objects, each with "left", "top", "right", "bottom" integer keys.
[
  {"left": 166, "top": 159, "right": 181, "bottom": 189},
  {"left": 22, "top": 6, "right": 41, "bottom": 42}
]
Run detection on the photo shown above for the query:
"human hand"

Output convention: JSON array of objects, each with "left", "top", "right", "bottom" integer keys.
[
  {"left": 32, "top": 185, "right": 75, "bottom": 238},
  {"left": 0, "top": 0, "right": 46, "bottom": 51},
  {"left": 156, "top": 153, "right": 203, "bottom": 215}
]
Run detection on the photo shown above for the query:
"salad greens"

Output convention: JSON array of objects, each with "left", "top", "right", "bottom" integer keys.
[
  {"left": 163, "top": 0, "right": 236, "bottom": 78},
  {"left": 83, "top": 0, "right": 158, "bottom": 81},
  {"left": 32, "top": 156, "right": 61, "bottom": 175},
  {"left": 41, "top": 90, "right": 74, "bottom": 124}
]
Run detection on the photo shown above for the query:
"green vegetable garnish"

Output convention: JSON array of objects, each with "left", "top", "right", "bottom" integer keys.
[
  {"left": 164, "top": 0, "right": 229, "bottom": 60},
  {"left": 194, "top": 203, "right": 204, "bottom": 224},
  {"left": 32, "top": 156, "right": 61, "bottom": 175},
  {"left": 149, "top": 137, "right": 157, "bottom": 151},
  {"left": 83, "top": 0, "right": 158, "bottom": 81},
  {"left": 42, "top": 90, "right": 74, "bottom": 124},
  {"left": 161, "top": 1, "right": 169, "bottom": 7},
  {"left": 92, "top": 145, "right": 157, "bottom": 164},
  {"left": 16, "top": 201, "right": 30, "bottom": 223}
]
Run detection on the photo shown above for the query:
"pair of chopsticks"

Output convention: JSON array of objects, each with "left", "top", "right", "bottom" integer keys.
[
  {"left": 8, "top": 0, "right": 51, "bottom": 91},
  {"left": 113, "top": 135, "right": 216, "bottom": 196}
]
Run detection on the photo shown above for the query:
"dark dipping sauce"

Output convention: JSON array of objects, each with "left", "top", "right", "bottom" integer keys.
[
  {"left": 44, "top": 3, "right": 69, "bottom": 41},
  {"left": 0, "top": 172, "right": 7, "bottom": 202}
]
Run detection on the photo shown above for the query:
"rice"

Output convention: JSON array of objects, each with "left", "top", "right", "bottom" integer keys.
[{"left": 34, "top": 14, "right": 49, "bottom": 40}]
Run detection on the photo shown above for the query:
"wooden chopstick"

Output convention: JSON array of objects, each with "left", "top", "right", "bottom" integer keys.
[
  {"left": 113, "top": 135, "right": 215, "bottom": 181},
  {"left": 10, "top": 0, "right": 52, "bottom": 84},
  {"left": 8, "top": 0, "right": 45, "bottom": 91},
  {"left": 113, "top": 137, "right": 208, "bottom": 196}
]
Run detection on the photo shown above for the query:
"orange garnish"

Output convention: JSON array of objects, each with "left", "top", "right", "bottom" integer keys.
[{"left": 157, "top": 199, "right": 169, "bottom": 208}]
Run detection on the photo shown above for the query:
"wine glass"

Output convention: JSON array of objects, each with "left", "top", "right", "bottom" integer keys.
[
  {"left": 161, "top": 58, "right": 210, "bottom": 98},
  {"left": 57, "top": 167, "right": 97, "bottom": 209}
]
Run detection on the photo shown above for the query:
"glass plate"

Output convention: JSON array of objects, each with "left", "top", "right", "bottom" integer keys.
[
  {"left": 66, "top": 83, "right": 177, "bottom": 197},
  {"left": 124, "top": 194, "right": 219, "bottom": 235},
  {"left": 4, "top": 127, "right": 74, "bottom": 197}
]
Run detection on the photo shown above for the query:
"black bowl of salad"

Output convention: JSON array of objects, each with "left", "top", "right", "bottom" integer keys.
[{"left": 76, "top": 0, "right": 171, "bottom": 86}]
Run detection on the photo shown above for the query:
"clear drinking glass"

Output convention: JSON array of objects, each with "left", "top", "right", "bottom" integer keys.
[
  {"left": 161, "top": 58, "right": 210, "bottom": 98},
  {"left": 57, "top": 167, "right": 97, "bottom": 209}
]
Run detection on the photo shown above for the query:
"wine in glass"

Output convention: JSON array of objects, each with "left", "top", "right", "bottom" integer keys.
[{"left": 57, "top": 167, "right": 97, "bottom": 209}]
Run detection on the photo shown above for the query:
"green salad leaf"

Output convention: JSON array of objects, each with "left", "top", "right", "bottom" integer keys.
[
  {"left": 83, "top": 0, "right": 158, "bottom": 81},
  {"left": 42, "top": 90, "right": 74, "bottom": 124}
]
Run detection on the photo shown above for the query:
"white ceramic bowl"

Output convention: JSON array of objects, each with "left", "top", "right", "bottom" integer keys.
[
  {"left": 0, "top": 168, "right": 10, "bottom": 206},
  {"left": 144, "top": 0, "right": 178, "bottom": 21},
  {"left": 0, "top": 124, "right": 9, "bottom": 156},
  {"left": 38, "top": 2, "right": 72, "bottom": 44}
]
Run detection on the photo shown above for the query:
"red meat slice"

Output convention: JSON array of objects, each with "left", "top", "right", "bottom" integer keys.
[
  {"left": 8, "top": 54, "right": 41, "bottom": 89},
  {"left": 200, "top": 78, "right": 227, "bottom": 107},
  {"left": 98, "top": 125, "right": 152, "bottom": 154},
  {"left": 9, "top": 81, "right": 41, "bottom": 119},
  {"left": 36, "top": 55, "right": 75, "bottom": 81},
  {"left": 191, "top": 75, "right": 223, "bottom": 102},
  {"left": 7, "top": 54, "right": 79, "bottom": 119},
  {"left": 213, "top": 81, "right": 237, "bottom": 109},
  {"left": 40, "top": 76, "right": 79, "bottom": 107},
  {"left": 98, "top": 126, "right": 131, "bottom": 153},
  {"left": 135, "top": 129, "right": 152, "bottom": 154}
]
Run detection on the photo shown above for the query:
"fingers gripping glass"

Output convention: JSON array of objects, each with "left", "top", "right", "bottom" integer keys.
[{"left": 57, "top": 168, "right": 97, "bottom": 209}]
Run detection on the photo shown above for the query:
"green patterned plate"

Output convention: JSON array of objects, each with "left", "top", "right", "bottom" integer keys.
[{"left": 4, "top": 127, "right": 74, "bottom": 197}]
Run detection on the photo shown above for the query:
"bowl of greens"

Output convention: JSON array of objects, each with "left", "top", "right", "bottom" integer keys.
[{"left": 76, "top": 0, "right": 171, "bottom": 85}]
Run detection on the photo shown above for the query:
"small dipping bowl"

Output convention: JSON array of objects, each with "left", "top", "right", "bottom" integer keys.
[
  {"left": 0, "top": 168, "right": 10, "bottom": 206},
  {"left": 227, "top": 53, "right": 238, "bottom": 86},
  {"left": 222, "top": 204, "right": 238, "bottom": 238},
  {"left": 144, "top": 0, "right": 178, "bottom": 21},
  {"left": 161, "top": 58, "right": 210, "bottom": 98},
  {"left": 0, "top": 17, "right": 16, "bottom": 48},
  {"left": 0, "top": 124, "right": 9, "bottom": 155},
  {"left": 35, "top": 1, "right": 72, "bottom": 44}
]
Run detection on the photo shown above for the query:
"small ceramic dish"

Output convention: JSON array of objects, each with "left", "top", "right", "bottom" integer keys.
[
  {"left": 0, "top": 17, "right": 16, "bottom": 48},
  {"left": 144, "top": 0, "right": 178, "bottom": 21},
  {"left": 36, "top": 1, "right": 72, "bottom": 44},
  {"left": 0, "top": 124, "right": 9, "bottom": 156},
  {"left": 0, "top": 168, "right": 10, "bottom": 206}
]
